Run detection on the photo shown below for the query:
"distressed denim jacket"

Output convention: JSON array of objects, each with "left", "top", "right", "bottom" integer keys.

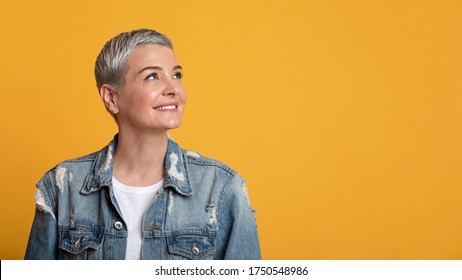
[{"left": 25, "top": 135, "right": 261, "bottom": 260}]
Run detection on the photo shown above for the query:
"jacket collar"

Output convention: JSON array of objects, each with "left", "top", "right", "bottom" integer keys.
[{"left": 80, "top": 134, "right": 193, "bottom": 196}]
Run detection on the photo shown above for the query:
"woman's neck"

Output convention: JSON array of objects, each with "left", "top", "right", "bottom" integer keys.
[{"left": 113, "top": 129, "right": 168, "bottom": 187}]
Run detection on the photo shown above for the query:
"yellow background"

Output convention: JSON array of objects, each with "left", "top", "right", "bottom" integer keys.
[{"left": 1, "top": 0, "right": 461, "bottom": 259}]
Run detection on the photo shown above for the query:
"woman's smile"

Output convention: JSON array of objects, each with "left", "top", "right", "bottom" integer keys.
[{"left": 154, "top": 103, "right": 178, "bottom": 111}]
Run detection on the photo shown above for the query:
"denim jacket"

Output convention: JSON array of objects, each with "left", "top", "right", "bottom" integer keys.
[{"left": 25, "top": 135, "right": 261, "bottom": 260}]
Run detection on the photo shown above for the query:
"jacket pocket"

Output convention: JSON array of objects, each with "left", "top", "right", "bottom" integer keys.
[
  {"left": 167, "top": 230, "right": 216, "bottom": 260},
  {"left": 58, "top": 228, "right": 104, "bottom": 260}
]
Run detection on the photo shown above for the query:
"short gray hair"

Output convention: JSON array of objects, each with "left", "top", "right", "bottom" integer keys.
[{"left": 94, "top": 28, "right": 173, "bottom": 90}]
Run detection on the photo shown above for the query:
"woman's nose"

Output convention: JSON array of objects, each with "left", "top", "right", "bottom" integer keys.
[{"left": 162, "top": 79, "right": 177, "bottom": 96}]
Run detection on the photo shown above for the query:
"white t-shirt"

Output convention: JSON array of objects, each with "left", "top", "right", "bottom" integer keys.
[{"left": 112, "top": 176, "right": 163, "bottom": 260}]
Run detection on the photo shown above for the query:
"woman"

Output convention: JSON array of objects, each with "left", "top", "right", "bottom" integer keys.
[{"left": 25, "top": 29, "right": 261, "bottom": 260}]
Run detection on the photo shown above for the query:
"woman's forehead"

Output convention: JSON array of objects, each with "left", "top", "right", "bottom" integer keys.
[{"left": 129, "top": 45, "right": 177, "bottom": 64}]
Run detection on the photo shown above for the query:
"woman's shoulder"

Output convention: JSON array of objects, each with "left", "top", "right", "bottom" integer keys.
[
  {"left": 179, "top": 147, "right": 249, "bottom": 206},
  {"left": 47, "top": 136, "right": 116, "bottom": 174},
  {"left": 37, "top": 147, "right": 105, "bottom": 189},
  {"left": 168, "top": 137, "right": 241, "bottom": 177},
  {"left": 45, "top": 150, "right": 100, "bottom": 173},
  {"left": 181, "top": 148, "right": 239, "bottom": 177}
]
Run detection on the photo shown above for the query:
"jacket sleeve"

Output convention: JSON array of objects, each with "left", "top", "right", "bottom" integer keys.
[
  {"left": 216, "top": 174, "right": 261, "bottom": 260},
  {"left": 24, "top": 171, "right": 58, "bottom": 260}
]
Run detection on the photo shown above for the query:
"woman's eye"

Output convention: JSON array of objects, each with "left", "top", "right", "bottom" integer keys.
[
  {"left": 173, "top": 72, "right": 183, "bottom": 79},
  {"left": 146, "top": 73, "right": 159, "bottom": 80}
]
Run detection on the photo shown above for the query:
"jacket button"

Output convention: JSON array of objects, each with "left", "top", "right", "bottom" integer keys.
[
  {"left": 192, "top": 245, "right": 200, "bottom": 255},
  {"left": 114, "top": 221, "right": 123, "bottom": 230},
  {"left": 158, "top": 194, "right": 165, "bottom": 199}
]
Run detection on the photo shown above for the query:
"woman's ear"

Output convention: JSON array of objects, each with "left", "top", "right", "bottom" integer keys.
[{"left": 99, "top": 84, "right": 119, "bottom": 114}]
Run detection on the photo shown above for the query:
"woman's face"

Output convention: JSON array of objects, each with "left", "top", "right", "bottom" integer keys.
[{"left": 114, "top": 44, "right": 186, "bottom": 133}]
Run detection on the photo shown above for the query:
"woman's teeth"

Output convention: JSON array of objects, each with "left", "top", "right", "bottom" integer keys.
[{"left": 155, "top": 105, "right": 176, "bottom": 110}]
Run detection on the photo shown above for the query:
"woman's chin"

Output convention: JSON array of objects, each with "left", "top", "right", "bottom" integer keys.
[{"left": 157, "top": 120, "right": 182, "bottom": 131}]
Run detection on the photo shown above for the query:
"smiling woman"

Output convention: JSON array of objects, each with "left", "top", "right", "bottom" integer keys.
[{"left": 24, "top": 29, "right": 261, "bottom": 260}]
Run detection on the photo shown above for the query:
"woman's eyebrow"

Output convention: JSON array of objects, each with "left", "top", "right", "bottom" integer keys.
[
  {"left": 138, "top": 66, "right": 162, "bottom": 74},
  {"left": 138, "top": 65, "right": 182, "bottom": 74}
]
